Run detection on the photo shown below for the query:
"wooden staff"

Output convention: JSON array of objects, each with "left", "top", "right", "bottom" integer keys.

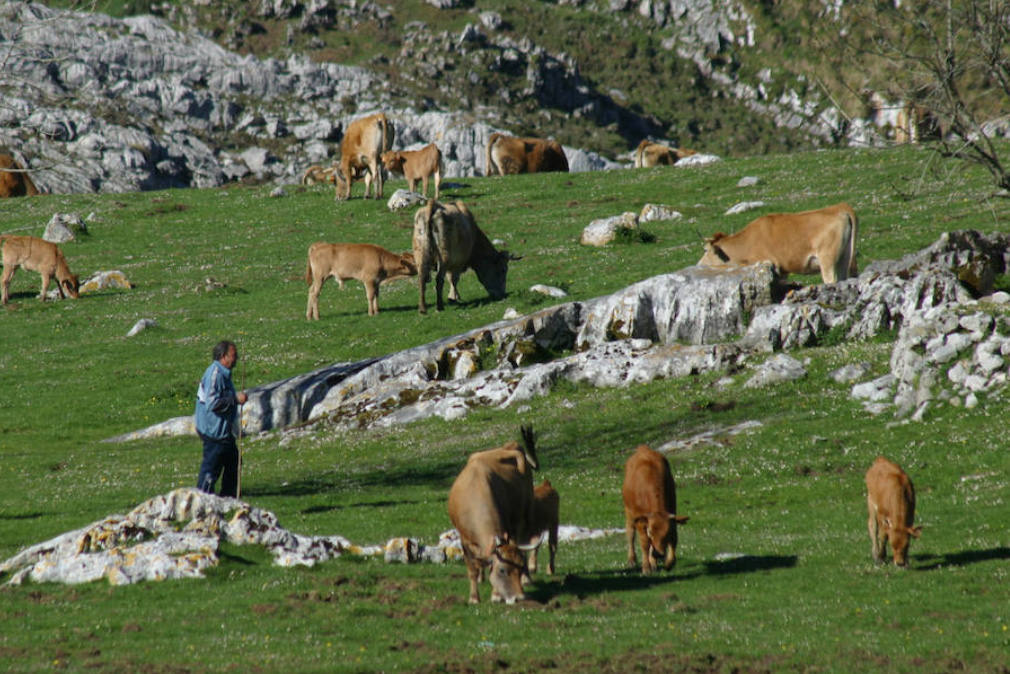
[{"left": 236, "top": 356, "right": 246, "bottom": 499}]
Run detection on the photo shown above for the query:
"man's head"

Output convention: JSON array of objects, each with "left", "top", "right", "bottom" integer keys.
[{"left": 213, "top": 340, "right": 238, "bottom": 369}]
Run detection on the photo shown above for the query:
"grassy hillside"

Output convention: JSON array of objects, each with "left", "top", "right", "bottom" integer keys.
[{"left": 1, "top": 145, "right": 1010, "bottom": 672}]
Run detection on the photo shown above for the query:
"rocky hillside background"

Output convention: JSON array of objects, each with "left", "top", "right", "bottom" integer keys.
[{"left": 0, "top": 0, "right": 952, "bottom": 194}]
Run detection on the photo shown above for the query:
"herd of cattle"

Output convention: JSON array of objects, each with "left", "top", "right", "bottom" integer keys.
[{"left": 2, "top": 115, "right": 913, "bottom": 604}]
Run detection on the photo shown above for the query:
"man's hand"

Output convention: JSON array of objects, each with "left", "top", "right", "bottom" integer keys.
[{"left": 237, "top": 392, "right": 248, "bottom": 405}]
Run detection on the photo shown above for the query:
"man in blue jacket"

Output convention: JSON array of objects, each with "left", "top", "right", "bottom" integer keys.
[{"left": 195, "top": 340, "right": 248, "bottom": 497}]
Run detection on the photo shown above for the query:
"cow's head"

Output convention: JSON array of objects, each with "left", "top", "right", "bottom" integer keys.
[
  {"left": 473, "top": 249, "right": 521, "bottom": 301},
  {"left": 487, "top": 534, "right": 527, "bottom": 604},
  {"left": 380, "top": 151, "right": 404, "bottom": 173},
  {"left": 698, "top": 233, "right": 731, "bottom": 266},
  {"left": 397, "top": 252, "right": 417, "bottom": 277},
  {"left": 332, "top": 165, "right": 350, "bottom": 200},
  {"left": 62, "top": 274, "right": 80, "bottom": 299},
  {"left": 646, "top": 512, "right": 689, "bottom": 569},
  {"left": 886, "top": 520, "right": 922, "bottom": 567}
]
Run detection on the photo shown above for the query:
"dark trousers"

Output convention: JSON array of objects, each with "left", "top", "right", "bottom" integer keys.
[{"left": 196, "top": 433, "right": 239, "bottom": 497}]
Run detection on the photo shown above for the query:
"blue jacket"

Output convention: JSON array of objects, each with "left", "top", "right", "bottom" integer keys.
[{"left": 194, "top": 360, "right": 239, "bottom": 439}]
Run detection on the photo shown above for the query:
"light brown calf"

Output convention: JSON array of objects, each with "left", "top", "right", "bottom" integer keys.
[
  {"left": 301, "top": 165, "right": 334, "bottom": 186},
  {"left": 380, "top": 143, "right": 444, "bottom": 199},
  {"left": 699, "top": 202, "right": 859, "bottom": 284},
  {"left": 305, "top": 242, "right": 416, "bottom": 318},
  {"left": 622, "top": 444, "right": 689, "bottom": 575},
  {"left": 866, "top": 456, "right": 922, "bottom": 567},
  {"left": 0, "top": 154, "right": 40, "bottom": 198},
  {"left": 1, "top": 235, "right": 79, "bottom": 305},
  {"left": 526, "top": 479, "right": 559, "bottom": 576},
  {"left": 633, "top": 140, "right": 697, "bottom": 168}
]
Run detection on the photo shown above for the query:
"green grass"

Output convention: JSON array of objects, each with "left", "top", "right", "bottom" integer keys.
[{"left": 2, "top": 145, "right": 1010, "bottom": 672}]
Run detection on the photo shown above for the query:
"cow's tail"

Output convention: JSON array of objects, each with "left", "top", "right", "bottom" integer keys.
[
  {"left": 305, "top": 252, "right": 313, "bottom": 285},
  {"left": 485, "top": 133, "right": 500, "bottom": 177},
  {"left": 842, "top": 205, "right": 859, "bottom": 280}
]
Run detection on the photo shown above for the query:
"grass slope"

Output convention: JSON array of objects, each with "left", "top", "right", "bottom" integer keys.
[{"left": 1, "top": 145, "right": 1010, "bottom": 672}]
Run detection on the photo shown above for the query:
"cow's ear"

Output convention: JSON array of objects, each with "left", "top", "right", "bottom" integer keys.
[
  {"left": 908, "top": 526, "right": 922, "bottom": 538},
  {"left": 671, "top": 514, "right": 689, "bottom": 524},
  {"left": 506, "top": 252, "right": 523, "bottom": 262}
]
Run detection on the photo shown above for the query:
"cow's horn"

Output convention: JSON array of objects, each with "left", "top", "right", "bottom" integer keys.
[
  {"left": 519, "top": 425, "right": 538, "bottom": 470},
  {"left": 517, "top": 533, "right": 543, "bottom": 551}
]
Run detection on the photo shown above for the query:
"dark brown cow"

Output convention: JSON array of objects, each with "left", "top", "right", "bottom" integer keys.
[
  {"left": 305, "top": 242, "right": 416, "bottom": 318},
  {"left": 527, "top": 479, "right": 559, "bottom": 576},
  {"left": 447, "top": 426, "right": 541, "bottom": 604},
  {"left": 333, "top": 112, "right": 395, "bottom": 200},
  {"left": 622, "top": 444, "right": 689, "bottom": 575},
  {"left": 633, "top": 140, "right": 697, "bottom": 168},
  {"left": 1, "top": 235, "right": 79, "bottom": 304},
  {"left": 699, "top": 202, "right": 859, "bottom": 284},
  {"left": 380, "top": 143, "right": 443, "bottom": 199},
  {"left": 485, "top": 133, "right": 569, "bottom": 176},
  {"left": 411, "top": 199, "right": 519, "bottom": 314},
  {"left": 0, "top": 154, "right": 40, "bottom": 198},
  {"left": 865, "top": 456, "right": 922, "bottom": 567}
]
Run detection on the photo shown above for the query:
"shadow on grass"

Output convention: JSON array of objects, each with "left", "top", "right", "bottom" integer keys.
[
  {"left": 244, "top": 460, "right": 461, "bottom": 499},
  {"left": 299, "top": 499, "right": 426, "bottom": 515},
  {"left": 915, "top": 547, "right": 1010, "bottom": 570},
  {"left": 0, "top": 512, "right": 45, "bottom": 520},
  {"left": 529, "top": 554, "right": 797, "bottom": 601}
]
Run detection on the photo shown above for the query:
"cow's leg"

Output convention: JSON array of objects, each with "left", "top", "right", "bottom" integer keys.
[
  {"left": 868, "top": 500, "right": 885, "bottom": 563},
  {"left": 374, "top": 158, "right": 384, "bottom": 198},
  {"left": 435, "top": 268, "right": 446, "bottom": 312},
  {"left": 447, "top": 271, "right": 462, "bottom": 303},
  {"left": 463, "top": 553, "right": 482, "bottom": 604},
  {"left": 417, "top": 262, "right": 429, "bottom": 314},
  {"left": 365, "top": 279, "right": 379, "bottom": 315},
  {"left": 433, "top": 170, "right": 441, "bottom": 200},
  {"left": 547, "top": 526, "right": 557, "bottom": 575},
  {"left": 306, "top": 276, "right": 324, "bottom": 320},
  {"left": 625, "top": 512, "right": 638, "bottom": 569},
  {"left": 38, "top": 272, "right": 51, "bottom": 301},
  {"left": 1, "top": 264, "right": 15, "bottom": 305},
  {"left": 407, "top": 177, "right": 417, "bottom": 194},
  {"left": 527, "top": 545, "right": 538, "bottom": 575},
  {"left": 420, "top": 175, "right": 428, "bottom": 198},
  {"left": 638, "top": 522, "right": 654, "bottom": 574},
  {"left": 663, "top": 539, "right": 676, "bottom": 570}
]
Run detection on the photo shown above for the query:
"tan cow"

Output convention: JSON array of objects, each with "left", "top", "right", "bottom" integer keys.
[
  {"left": 380, "top": 143, "right": 444, "bottom": 200},
  {"left": 301, "top": 165, "right": 334, "bottom": 186},
  {"left": 632, "top": 140, "right": 697, "bottom": 168},
  {"left": 412, "top": 199, "right": 520, "bottom": 314},
  {"left": 622, "top": 444, "right": 689, "bottom": 575},
  {"left": 333, "top": 112, "right": 395, "bottom": 200},
  {"left": 698, "top": 202, "right": 859, "bottom": 284},
  {"left": 305, "top": 242, "right": 416, "bottom": 318},
  {"left": 1, "top": 235, "right": 80, "bottom": 305},
  {"left": 485, "top": 133, "right": 569, "bottom": 176},
  {"left": 447, "top": 425, "right": 541, "bottom": 604},
  {"left": 0, "top": 154, "right": 40, "bottom": 198},
  {"left": 865, "top": 456, "right": 922, "bottom": 567},
  {"left": 526, "top": 479, "right": 559, "bottom": 577}
]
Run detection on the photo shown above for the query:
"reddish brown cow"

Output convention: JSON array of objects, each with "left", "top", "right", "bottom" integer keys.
[
  {"left": 0, "top": 154, "right": 40, "bottom": 198},
  {"left": 485, "top": 133, "right": 569, "bottom": 176},
  {"left": 865, "top": 456, "right": 922, "bottom": 567},
  {"left": 699, "top": 202, "right": 859, "bottom": 284},
  {"left": 1, "top": 235, "right": 79, "bottom": 305},
  {"left": 633, "top": 140, "right": 697, "bottom": 168},
  {"left": 447, "top": 426, "right": 541, "bottom": 604},
  {"left": 412, "top": 199, "right": 520, "bottom": 314},
  {"left": 333, "top": 113, "right": 395, "bottom": 200},
  {"left": 622, "top": 444, "right": 689, "bottom": 575},
  {"left": 380, "top": 143, "right": 443, "bottom": 199},
  {"left": 527, "top": 479, "right": 559, "bottom": 576},
  {"left": 305, "top": 242, "right": 416, "bottom": 318}
]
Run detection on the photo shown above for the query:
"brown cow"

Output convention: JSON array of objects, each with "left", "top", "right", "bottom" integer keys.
[
  {"left": 632, "top": 140, "right": 697, "bottom": 168},
  {"left": 698, "top": 202, "right": 858, "bottom": 284},
  {"left": 1, "top": 235, "right": 80, "bottom": 305},
  {"left": 380, "top": 143, "right": 444, "bottom": 200},
  {"left": 301, "top": 165, "right": 334, "bottom": 186},
  {"left": 865, "top": 456, "right": 922, "bottom": 567},
  {"left": 0, "top": 154, "right": 40, "bottom": 198},
  {"left": 622, "top": 444, "right": 689, "bottom": 575},
  {"left": 526, "top": 479, "right": 559, "bottom": 576},
  {"left": 305, "top": 242, "right": 416, "bottom": 318},
  {"left": 412, "top": 199, "right": 520, "bottom": 314},
  {"left": 485, "top": 132, "right": 569, "bottom": 176},
  {"left": 447, "top": 425, "right": 541, "bottom": 604},
  {"left": 333, "top": 112, "right": 395, "bottom": 201}
]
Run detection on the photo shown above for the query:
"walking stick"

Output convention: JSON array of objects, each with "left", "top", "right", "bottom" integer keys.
[{"left": 236, "top": 356, "right": 246, "bottom": 499}]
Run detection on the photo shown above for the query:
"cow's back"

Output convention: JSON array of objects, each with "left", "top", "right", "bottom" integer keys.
[
  {"left": 866, "top": 456, "right": 915, "bottom": 527},
  {"left": 448, "top": 445, "right": 534, "bottom": 553},
  {"left": 622, "top": 445, "right": 675, "bottom": 516}
]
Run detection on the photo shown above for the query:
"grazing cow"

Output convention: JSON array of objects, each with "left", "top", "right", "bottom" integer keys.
[
  {"left": 485, "top": 133, "right": 569, "bottom": 176},
  {"left": 301, "top": 165, "right": 335, "bottom": 186},
  {"left": 0, "top": 154, "right": 40, "bottom": 198},
  {"left": 632, "top": 140, "right": 697, "bottom": 168},
  {"left": 380, "top": 143, "right": 444, "bottom": 200},
  {"left": 698, "top": 202, "right": 859, "bottom": 284},
  {"left": 865, "top": 456, "right": 922, "bottom": 567},
  {"left": 526, "top": 479, "right": 559, "bottom": 576},
  {"left": 622, "top": 444, "right": 689, "bottom": 575},
  {"left": 305, "top": 242, "right": 416, "bottom": 318},
  {"left": 447, "top": 425, "right": 541, "bottom": 604},
  {"left": 1, "top": 235, "right": 80, "bottom": 305},
  {"left": 412, "top": 199, "right": 520, "bottom": 314},
  {"left": 333, "top": 112, "right": 395, "bottom": 200}
]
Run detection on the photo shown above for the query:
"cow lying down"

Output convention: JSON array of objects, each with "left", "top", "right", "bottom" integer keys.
[
  {"left": 698, "top": 202, "right": 858, "bottom": 284},
  {"left": 305, "top": 242, "right": 416, "bottom": 318},
  {"left": 1, "top": 235, "right": 80, "bottom": 305}
]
